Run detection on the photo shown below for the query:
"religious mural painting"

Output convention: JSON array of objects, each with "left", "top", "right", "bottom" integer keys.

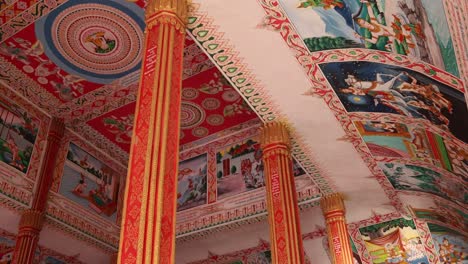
[
  {"left": 216, "top": 138, "right": 265, "bottom": 200},
  {"left": 0, "top": 98, "right": 39, "bottom": 174},
  {"left": 359, "top": 218, "right": 429, "bottom": 264},
  {"left": 320, "top": 61, "right": 468, "bottom": 144},
  {"left": 354, "top": 120, "right": 460, "bottom": 173},
  {"left": 427, "top": 223, "right": 468, "bottom": 263},
  {"left": 412, "top": 201, "right": 468, "bottom": 232},
  {"left": 379, "top": 162, "right": 467, "bottom": 205},
  {"left": 279, "top": 0, "right": 459, "bottom": 76},
  {"left": 177, "top": 154, "right": 208, "bottom": 211},
  {"left": 59, "top": 143, "right": 120, "bottom": 221}
]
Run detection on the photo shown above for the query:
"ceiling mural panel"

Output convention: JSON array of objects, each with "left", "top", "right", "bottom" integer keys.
[
  {"left": 254, "top": 0, "right": 467, "bottom": 218},
  {"left": 319, "top": 61, "right": 468, "bottom": 143},
  {"left": 279, "top": 0, "right": 460, "bottom": 77}
]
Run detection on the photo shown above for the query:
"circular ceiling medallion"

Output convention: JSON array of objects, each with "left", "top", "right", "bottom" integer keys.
[
  {"left": 182, "top": 88, "right": 199, "bottom": 100},
  {"left": 192, "top": 127, "right": 209, "bottom": 138},
  {"left": 206, "top": 114, "right": 224, "bottom": 126},
  {"left": 222, "top": 90, "right": 240, "bottom": 102},
  {"left": 35, "top": 0, "right": 145, "bottom": 84},
  {"left": 180, "top": 101, "right": 205, "bottom": 129},
  {"left": 202, "top": 98, "right": 220, "bottom": 110}
]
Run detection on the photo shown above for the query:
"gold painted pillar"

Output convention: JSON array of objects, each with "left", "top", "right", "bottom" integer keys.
[
  {"left": 117, "top": 1, "right": 187, "bottom": 263},
  {"left": 260, "top": 122, "right": 305, "bottom": 264},
  {"left": 320, "top": 193, "right": 354, "bottom": 264},
  {"left": 13, "top": 118, "right": 65, "bottom": 264}
]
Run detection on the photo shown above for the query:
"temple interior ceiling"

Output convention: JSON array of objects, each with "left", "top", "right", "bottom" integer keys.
[{"left": 0, "top": 0, "right": 466, "bottom": 263}]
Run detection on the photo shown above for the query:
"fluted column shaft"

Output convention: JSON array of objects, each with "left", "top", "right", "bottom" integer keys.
[
  {"left": 260, "top": 122, "right": 305, "bottom": 264},
  {"left": 321, "top": 193, "right": 354, "bottom": 264},
  {"left": 118, "top": 1, "right": 187, "bottom": 263},
  {"left": 13, "top": 118, "right": 65, "bottom": 264}
]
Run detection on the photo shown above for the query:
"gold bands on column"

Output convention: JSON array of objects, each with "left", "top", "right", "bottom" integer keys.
[
  {"left": 117, "top": 1, "right": 188, "bottom": 263},
  {"left": 260, "top": 122, "right": 305, "bottom": 264},
  {"left": 320, "top": 193, "right": 354, "bottom": 264}
]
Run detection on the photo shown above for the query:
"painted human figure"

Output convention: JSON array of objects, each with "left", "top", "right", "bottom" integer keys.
[
  {"left": 5, "top": 136, "right": 24, "bottom": 171},
  {"left": 354, "top": 0, "right": 417, "bottom": 54},
  {"left": 73, "top": 173, "right": 87, "bottom": 198}
]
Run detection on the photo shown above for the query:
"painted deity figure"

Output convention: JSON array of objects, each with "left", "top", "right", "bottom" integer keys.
[
  {"left": 438, "top": 237, "right": 466, "bottom": 263},
  {"left": 85, "top": 31, "right": 116, "bottom": 54},
  {"left": 341, "top": 71, "right": 451, "bottom": 128},
  {"left": 353, "top": 0, "right": 423, "bottom": 55},
  {"left": 384, "top": 243, "right": 407, "bottom": 264}
]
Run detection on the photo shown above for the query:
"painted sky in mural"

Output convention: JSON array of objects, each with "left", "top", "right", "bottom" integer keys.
[
  {"left": 279, "top": 0, "right": 459, "bottom": 76},
  {"left": 359, "top": 218, "right": 429, "bottom": 264},
  {"left": 59, "top": 143, "right": 119, "bottom": 221},
  {"left": 0, "top": 99, "right": 38, "bottom": 174},
  {"left": 177, "top": 154, "right": 208, "bottom": 211},
  {"left": 379, "top": 162, "right": 467, "bottom": 206},
  {"left": 428, "top": 223, "right": 468, "bottom": 263},
  {"left": 320, "top": 61, "right": 468, "bottom": 143}
]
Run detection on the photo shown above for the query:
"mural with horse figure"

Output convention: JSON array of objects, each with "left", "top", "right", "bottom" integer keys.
[
  {"left": 427, "top": 223, "right": 468, "bottom": 263},
  {"left": 59, "top": 143, "right": 120, "bottom": 221},
  {"left": 320, "top": 61, "right": 468, "bottom": 143},
  {"left": 279, "top": 0, "right": 459, "bottom": 76},
  {"left": 177, "top": 154, "right": 208, "bottom": 211},
  {"left": 0, "top": 98, "right": 39, "bottom": 174},
  {"left": 359, "top": 218, "right": 429, "bottom": 264}
]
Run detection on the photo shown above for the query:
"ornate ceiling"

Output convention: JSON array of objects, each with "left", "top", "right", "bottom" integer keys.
[{"left": 0, "top": 0, "right": 467, "bottom": 262}]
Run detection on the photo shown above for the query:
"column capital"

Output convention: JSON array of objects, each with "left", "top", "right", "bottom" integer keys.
[
  {"left": 146, "top": 0, "right": 188, "bottom": 23},
  {"left": 19, "top": 209, "right": 45, "bottom": 231},
  {"left": 320, "top": 193, "right": 345, "bottom": 215},
  {"left": 260, "top": 122, "right": 291, "bottom": 151}
]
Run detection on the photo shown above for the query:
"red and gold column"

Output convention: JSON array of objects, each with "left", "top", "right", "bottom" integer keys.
[
  {"left": 320, "top": 193, "right": 354, "bottom": 264},
  {"left": 260, "top": 122, "right": 304, "bottom": 264},
  {"left": 13, "top": 118, "right": 65, "bottom": 264},
  {"left": 117, "top": 1, "right": 187, "bottom": 263}
]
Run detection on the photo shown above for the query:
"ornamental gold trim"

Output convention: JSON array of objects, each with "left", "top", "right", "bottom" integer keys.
[
  {"left": 146, "top": 0, "right": 188, "bottom": 22},
  {"left": 320, "top": 193, "right": 345, "bottom": 215},
  {"left": 19, "top": 209, "right": 45, "bottom": 231}
]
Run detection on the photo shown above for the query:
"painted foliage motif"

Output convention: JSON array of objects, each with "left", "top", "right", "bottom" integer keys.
[
  {"left": 0, "top": 98, "right": 39, "bottom": 174},
  {"left": 279, "top": 0, "right": 459, "bottom": 76},
  {"left": 320, "top": 61, "right": 468, "bottom": 143},
  {"left": 227, "top": 250, "right": 272, "bottom": 264},
  {"left": 379, "top": 162, "right": 467, "bottom": 205},
  {"left": 354, "top": 120, "right": 460, "bottom": 173},
  {"left": 427, "top": 223, "right": 467, "bottom": 263},
  {"left": 359, "top": 218, "right": 429, "bottom": 264},
  {"left": 177, "top": 154, "right": 208, "bottom": 211},
  {"left": 59, "top": 143, "right": 120, "bottom": 220}
]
